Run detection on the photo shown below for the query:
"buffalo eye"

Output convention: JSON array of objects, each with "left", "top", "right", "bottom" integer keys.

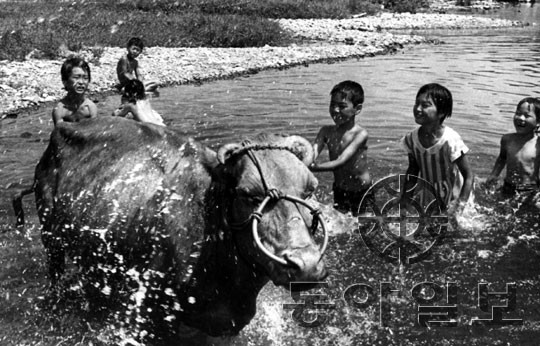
[
  {"left": 235, "top": 189, "right": 264, "bottom": 204},
  {"left": 301, "top": 190, "right": 314, "bottom": 199},
  {"left": 302, "top": 182, "right": 317, "bottom": 199}
]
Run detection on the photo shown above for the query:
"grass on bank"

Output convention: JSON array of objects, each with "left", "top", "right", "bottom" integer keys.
[{"left": 0, "top": 0, "right": 430, "bottom": 61}]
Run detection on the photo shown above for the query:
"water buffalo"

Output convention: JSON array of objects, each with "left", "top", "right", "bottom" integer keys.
[{"left": 21, "top": 117, "right": 329, "bottom": 336}]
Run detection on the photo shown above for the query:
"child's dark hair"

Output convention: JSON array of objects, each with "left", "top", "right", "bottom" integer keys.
[
  {"left": 331, "top": 80, "right": 364, "bottom": 107},
  {"left": 60, "top": 57, "right": 91, "bottom": 82},
  {"left": 127, "top": 37, "right": 144, "bottom": 49},
  {"left": 416, "top": 83, "right": 453, "bottom": 122},
  {"left": 123, "top": 79, "right": 146, "bottom": 102},
  {"left": 517, "top": 97, "right": 540, "bottom": 121}
]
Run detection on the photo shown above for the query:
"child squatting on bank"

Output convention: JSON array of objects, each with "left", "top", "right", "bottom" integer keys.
[{"left": 116, "top": 37, "right": 158, "bottom": 95}]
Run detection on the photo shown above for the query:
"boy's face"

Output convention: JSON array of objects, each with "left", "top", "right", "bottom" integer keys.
[
  {"left": 127, "top": 45, "right": 142, "bottom": 59},
  {"left": 514, "top": 101, "right": 538, "bottom": 134},
  {"left": 329, "top": 93, "right": 360, "bottom": 126},
  {"left": 63, "top": 67, "right": 89, "bottom": 95},
  {"left": 413, "top": 93, "right": 443, "bottom": 126}
]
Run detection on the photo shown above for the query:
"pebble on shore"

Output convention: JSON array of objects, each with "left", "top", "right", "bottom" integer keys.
[{"left": 0, "top": 13, "right": 521, "bottom": 117}]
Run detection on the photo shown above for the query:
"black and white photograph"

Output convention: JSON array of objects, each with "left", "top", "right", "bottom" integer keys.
[{"left": 1, "top": 0, "right": 539, "bottom": 345}]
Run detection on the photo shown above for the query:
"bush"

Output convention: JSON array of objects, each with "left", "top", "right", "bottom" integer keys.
[
  {"left": 106, "top": 13, "right": 288, "bottom": 48},
  {"left": 0, "top": 28, "right": 65, "bottom": 61},
  {"left": 349, "top": 0, "right": 385, "bottom": 15},
  {"left": 378, "top": 0, "right": 430, "bottom": 13},
  {"left": 0, "top": 30, "right": 29, "bottom": 61},
  {"left": 0, "top": 1, "right": 289, "bottom": 59},
  {"left": 197, "top": 0, "right": 352, "bottom": 19},
  {"left": 0, "top": 0, "right": 430, "bottom": 60},
  {"left": 181, "top": 14, "right": 287, "bottom": 47}
]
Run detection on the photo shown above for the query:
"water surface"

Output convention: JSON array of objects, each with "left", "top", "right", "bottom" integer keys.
[
  {"left": 2, "top": 5, "right": 539, "bottom": 214},
  {"left": 98, "top": 4, "right": 540, "bottom": 201}
]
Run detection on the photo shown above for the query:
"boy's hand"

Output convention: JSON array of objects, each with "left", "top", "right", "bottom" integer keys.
[
  {"left": 448, "top": 199, "right": 466, "bottom": 216},
  {"left": 398, "top": 190, "right": 415, "bottom": 215},
  {"left": 482, "top": 177, "right": 498, "bottom": 191},
  {"left": 112, "top": 105, "right": 127, "bottom": 117}
]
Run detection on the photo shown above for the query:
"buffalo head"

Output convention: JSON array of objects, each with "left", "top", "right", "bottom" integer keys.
[{"left": 216, "top": 134, "right": 328, "bottom": 287}]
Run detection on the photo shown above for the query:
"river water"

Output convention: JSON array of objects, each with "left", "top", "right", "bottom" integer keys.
[
  {"left": 100, "top": 4, "right": 540, "bottom": 205},
  {"left": 2, "top": 4, "right": 539, "bottom": 214}
]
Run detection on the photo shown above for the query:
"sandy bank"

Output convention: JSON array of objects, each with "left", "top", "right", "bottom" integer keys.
[{"left": 0, "top": 13, "right": 522, "bottom": 117}]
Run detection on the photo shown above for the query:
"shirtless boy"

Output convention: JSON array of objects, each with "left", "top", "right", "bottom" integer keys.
[
  {"left": 486, "top": 97, "right": 540, "bottom": 196},
  {"left": 15, "top": 57, "right": 97, "bottom": 225},
  {"left": 310, "top": 80, "right": 372, "bottom": 215},
  {"left": 52, "top": 57, "right": 97, "bottom": 126}
]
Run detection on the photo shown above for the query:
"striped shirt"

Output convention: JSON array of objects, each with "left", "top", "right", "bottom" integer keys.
[{"left": 401, "top": 126, "right": 469, "bottom": 208}]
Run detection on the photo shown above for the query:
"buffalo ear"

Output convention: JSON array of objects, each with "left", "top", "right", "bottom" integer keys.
[
  {"left": 283, "top": 135, "right": 314, "bottom": 166},
  {"left": 217, "top": 143, "right": 242, "bottom": 164},
  {"left": 200, "top": 147, "right": 219, "bottom": 171},
  {"left": 208, "top": 156, "right": 238, "bottom": 187}
]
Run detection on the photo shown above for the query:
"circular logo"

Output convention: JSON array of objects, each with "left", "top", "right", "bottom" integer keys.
[{"left": 357, "top": 174, "right": 448, "bottom": 265}]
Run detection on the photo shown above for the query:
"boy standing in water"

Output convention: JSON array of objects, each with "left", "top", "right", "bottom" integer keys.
[
  {"left": 17, "top": 57, "right": 97, "bottom": 225},
  {"left": 310, "top": 80, "right": 373, "bottom": 215},
  {"left": 401, "top": 83, "right": 474, "bottom": 212},
  {"left": 52, "top": 57, "right": 97, "bottom": 126},
  {"left": 485, "top": 97, "right": 540, "bottom": 196},
  {"left": 116, "top": 37, "right": 158, "bottom": 94}
]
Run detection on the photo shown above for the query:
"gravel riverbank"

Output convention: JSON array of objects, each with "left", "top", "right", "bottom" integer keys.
[{"left": 0, "top": 13, "right": 522, "bottom": 117}]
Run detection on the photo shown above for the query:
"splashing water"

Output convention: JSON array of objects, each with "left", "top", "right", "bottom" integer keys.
[
  {"left": 450, "top": 200, "right": 494, "bottom": 234},
  {"left": 256, "top": 300, "right": 289, "bottom": 345}
]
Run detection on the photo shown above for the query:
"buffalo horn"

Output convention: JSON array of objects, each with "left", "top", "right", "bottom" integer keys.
[
  {"left": 283, "top": 135, "right": 314, "bottom": 166},
  {"left": 217, "top": 143, "right": 242, "bottom": 164}
]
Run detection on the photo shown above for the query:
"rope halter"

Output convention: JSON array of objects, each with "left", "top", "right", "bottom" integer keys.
[{"left": 225, "top": 140, "right": 329, "bottom": 266}]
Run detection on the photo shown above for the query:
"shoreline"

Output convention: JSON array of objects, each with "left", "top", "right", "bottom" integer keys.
[{"left": 0, "top": 13, "right": 523, "bottom": 117}]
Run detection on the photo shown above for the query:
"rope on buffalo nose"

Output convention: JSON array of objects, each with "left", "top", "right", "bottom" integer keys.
[
  {"left": 310, "top": 208, "right": 322, "bottom": 235},
  {"left": 249, "top": 189, "right": 280, "bottom": 224},
  {"left": 250, "top": 211, "right": 262, "bottom": 223},
  {"left": 267, "top": 188, "right": 281, "bottom": 201}
]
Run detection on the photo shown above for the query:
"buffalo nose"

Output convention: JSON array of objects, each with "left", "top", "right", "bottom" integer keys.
[{"left": 282, "top": 248, "right": 327, "bottom": 279}]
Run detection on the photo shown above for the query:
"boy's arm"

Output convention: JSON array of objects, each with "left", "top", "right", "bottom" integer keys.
[
  {"left": 134, "top": 63, "right": 143, "bottom": 82},
  {"left": 52, "top": 104, "right": 64, "bottom": 126},
  {"left": 533, "top": 136, "right": 540, "bottom": 186},
  {"left": 485, "top": 136, "right": 507, "bottom": 186},
  {"left": 309, "top": 127, "right": 328, "bottom": 171},
  {"left": 86, "top": 100, "right": 98, "bottom": 118},
  {"left": 310, "top": 128, "right": 367, "bottom": 172},
  {"left": 455, "top": 153, "right": 474, "bottom": 204},
  {"left": 117, "top": 57, "right": 136, "bottom": 81},
  {"left": 112, "top": 103, "right": 134, "bottom": 117},
  {"left": 400, "top": 154, "right": 420, "bottom": 203}
]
